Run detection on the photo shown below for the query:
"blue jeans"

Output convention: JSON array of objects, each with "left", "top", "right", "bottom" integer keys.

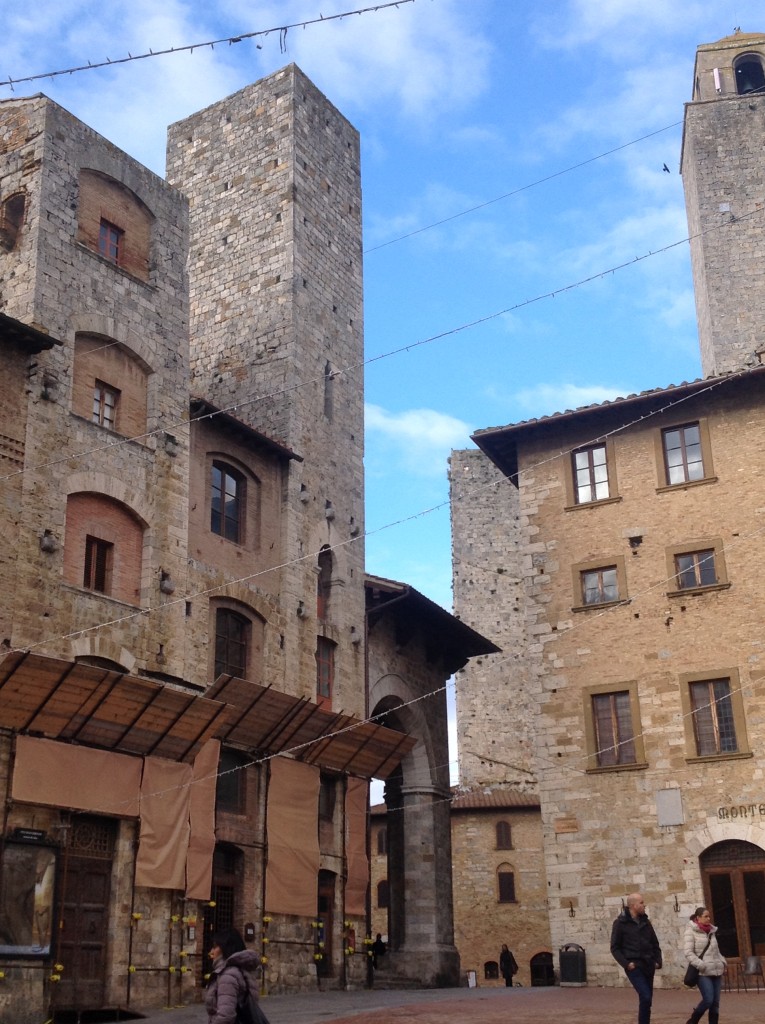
[
  {"left": 695, "top": 974, "right": 722, "bottom": 1017},
  {"left": 626, "top": 965, "right": 655, "bottom": 1024}
]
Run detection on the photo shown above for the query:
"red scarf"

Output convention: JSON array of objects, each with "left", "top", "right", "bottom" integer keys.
[{"left": 697, "top": 922, "right": 712, "bottom": 933}]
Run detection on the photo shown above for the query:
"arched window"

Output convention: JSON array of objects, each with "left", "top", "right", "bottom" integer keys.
[
  {"left": 497, "top": 863, "right": 516, "bottom": 904},
  {"left": 72, "top": 334, "right": 149, "bottom": 439},
  {"left": 377, "top": 879, "right": 390, "bottom": 908},
  {"left": 484, "top": 961, "right": 500, "bottom": 980},
  {"left": 377, "top": 826, "right": 388, "bottom": 855},
  {"left": 496, "top": 820, "right": 512, "bottom": 850},
  {"left": 211, "top": 602, "right": 265, "bottom": 682},
  {"left": 64, "top": 493, "right": 144, "bottom": 604},
  {"left": 77, "top": 169, "right": 153, "bottom": 281},
  {"left": 0, "top": 193, "right": 26, "bottom": 252},
  {"left": 735, "top": 55, "right": 765, "bottom": 95}
]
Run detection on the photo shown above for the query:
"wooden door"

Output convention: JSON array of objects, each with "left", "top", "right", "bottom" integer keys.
[
  {"left": 51, "top": 816, "right": 116, "bottom": 1012},
  {"left": 702, "top": 840, "right": 765, "bottom": 960}
]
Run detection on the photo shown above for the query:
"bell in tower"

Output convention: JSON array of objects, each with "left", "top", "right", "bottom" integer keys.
[{"left": 734, "top": 56, "right": 765, "bottom": 94}]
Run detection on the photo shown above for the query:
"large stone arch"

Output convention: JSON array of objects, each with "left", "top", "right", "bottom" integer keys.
[{"left": 368, "top": 673, "right": 457, "bottom": 988}]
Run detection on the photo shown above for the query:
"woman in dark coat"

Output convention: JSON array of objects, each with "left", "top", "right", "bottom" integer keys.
[
  {"left": 500, "top": 943, "right": 518, "bottom": 986},
  {"left": 205, "top": 927, "right": 261, "bottom": 1024}
]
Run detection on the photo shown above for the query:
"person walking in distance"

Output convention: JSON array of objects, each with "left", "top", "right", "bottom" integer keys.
[
  {"left": 610, "top": 893, "right": 662, "bottom": 1024},
  {"left": 499, "top": 943, "right": 518, "bottom": 986},
  {"left": 683, "top": 907, "right": 726, "bottom": 1024}
]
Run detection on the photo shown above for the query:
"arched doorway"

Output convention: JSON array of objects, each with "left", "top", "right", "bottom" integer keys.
[{"left": 701, "top": 840, "right": 765, "bottom": 958}]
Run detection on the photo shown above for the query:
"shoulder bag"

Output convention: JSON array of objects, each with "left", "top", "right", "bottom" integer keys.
[{"left": 683, "top": 933, "right": 712, "bottom": 988}]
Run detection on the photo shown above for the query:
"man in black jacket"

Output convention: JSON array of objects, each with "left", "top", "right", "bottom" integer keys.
[{"left": 611, "top": 893, "right": 662, "bottom": 1024}]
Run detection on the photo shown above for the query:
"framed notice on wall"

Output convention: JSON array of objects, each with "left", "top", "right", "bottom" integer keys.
[{"left": 0, "top": 838, "right": 57, "bottom": 958}]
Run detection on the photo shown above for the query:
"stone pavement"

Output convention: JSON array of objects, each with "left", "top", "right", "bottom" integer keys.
[{"left": 136, "top": 983, "right": 765, "bottom": 1024}]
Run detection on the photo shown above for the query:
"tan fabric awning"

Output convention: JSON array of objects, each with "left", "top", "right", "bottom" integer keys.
[
  {"left": 0, "top": 651, "right": 229, "bottom": 762},
  {"left": 207, "top": 675, "right": 416, "bottom": 779}
]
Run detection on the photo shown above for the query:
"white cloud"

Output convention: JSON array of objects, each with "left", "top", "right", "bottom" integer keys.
[
  {"left": 511, "top": 382, "right": 631, "bottom": 418},
  {"left": 533, "top": 0, "right": 710, "bottom": 54},
  {"left": 365, "top": 403, "right": 472, "bottom": 476}
]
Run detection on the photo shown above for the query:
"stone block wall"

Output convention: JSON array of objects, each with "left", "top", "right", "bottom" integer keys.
[
  {"left": 450, "top": 449, "right": 536, "bottom": 789},
  {"left": 168, "top": 64, "right": 366, "bottom": 719}
]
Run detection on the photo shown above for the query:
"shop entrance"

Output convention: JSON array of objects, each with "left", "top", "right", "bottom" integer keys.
[{"left": 702, "top": 840, "right": 765, "bottom": 958}]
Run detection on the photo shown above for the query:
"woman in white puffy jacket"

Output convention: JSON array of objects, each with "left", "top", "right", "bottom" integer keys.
[{"left": 683, "top": 907, "right": 727, "bottom": 1024}]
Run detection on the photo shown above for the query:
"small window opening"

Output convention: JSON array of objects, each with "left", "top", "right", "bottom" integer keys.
[
  {"left": 98, "top": 219, "right": 123, "bottom": 264},
  {"left": 84, "top": 536, "right": 113, "bottom": 593},
  {"left": 0, "top": 193, "right": 26, "bottom": 251}
]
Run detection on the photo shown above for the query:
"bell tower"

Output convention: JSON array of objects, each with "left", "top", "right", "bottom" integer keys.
[{"left": 681, "top": 31, "right": 765, "bottom": 376}]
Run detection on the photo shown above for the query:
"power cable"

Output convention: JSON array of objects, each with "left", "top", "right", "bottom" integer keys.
[
  {"left": 0, "top": 1, "right": 416, "bottom": 90},
  {"left": 364, "top": 122, "right": 683, "bottom": 254}
]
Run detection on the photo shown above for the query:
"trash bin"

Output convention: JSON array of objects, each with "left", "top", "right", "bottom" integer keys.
[{"left": 559, "top": 943, "right": 586, "bottom": 986}]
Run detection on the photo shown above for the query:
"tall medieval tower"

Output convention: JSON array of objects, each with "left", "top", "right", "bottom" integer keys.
[
  {"left": 166, "top": 66, "right": 366, "bottom": 714},
  {"left": 681, "top": 31, "right": 765, "bottom": 376}
]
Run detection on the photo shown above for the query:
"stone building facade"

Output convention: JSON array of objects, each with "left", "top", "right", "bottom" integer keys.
[
  {"left": 372, "top": 789, "right": 551, "bottom": 990},
  {"left": 450, "top": 30, "right": 765, "bottom": 990},
  {"left": 0, "top": 66, "right": 465, "bottom": 1023},
  {"left": 365, "top": 575, "right": 498, "bottom": 988}
]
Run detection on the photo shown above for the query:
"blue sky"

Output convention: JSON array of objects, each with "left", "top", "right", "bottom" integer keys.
[{"left": 2, "top": 0, "right": 760, "bottom": 611}]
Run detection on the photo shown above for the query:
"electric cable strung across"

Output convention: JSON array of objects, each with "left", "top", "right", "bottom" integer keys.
[
  {"left": 2, "top": 202, "right": 759, "bottom": 487},
  {"left": 0, "top": 1, "right": 416, "bottom": 90}
]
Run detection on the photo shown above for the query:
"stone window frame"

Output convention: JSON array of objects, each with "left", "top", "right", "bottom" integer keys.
[
  {"left": 564, "top": 438, "right": 621, "bottom": 510},
  {"left": 678, "top": 668, "right": 751, "bottom": 764},
  {"left": 571, "top": 555, "right": 628, "bottom": 612},
  {"left": 654, "top": 418, "right": 717, "bottom": 492},
  {"left": 582, "top": 681, "right": 648, "bottom": 773},
  {"left": 665, "top": 538, "right": 731, "bottom": 597}
]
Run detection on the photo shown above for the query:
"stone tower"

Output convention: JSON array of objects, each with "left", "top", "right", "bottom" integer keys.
[
  {"left": 681, "top": 31, "right": 765, "bottom": 376},
  {"left": 166, "top": 65, "right": 366, "bottom": 714}
]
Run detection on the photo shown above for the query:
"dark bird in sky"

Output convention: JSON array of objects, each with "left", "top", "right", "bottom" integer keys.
[{"left": 663, "top": 163, "right": 670, "bottom": 173}]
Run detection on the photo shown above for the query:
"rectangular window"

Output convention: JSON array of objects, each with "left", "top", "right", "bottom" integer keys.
[
  {"left": 581, "top": 566, "right": 619, "bottom": 605},
  {"left": 690, "top": 679, "right": 738, "bottom": 756},
  {"left": 591, "top": 691, "right": 637, "bottom": 766},
  {"left": 211, "top": 462, "right": 245, "bottom": 544},
  {"left": 83, "top": 535, "right": 113, "bottom": 593},
  {"left": 572, "top": 444, "right": 609, "bottom": 503},
  {"left": 675, "top": 549, "right": 717, "bottom": 589},
  {"left": 316, "top": 636, "right": 335, "bottom": 703},
  {"left": 662, "top": 423, "right": 704, "bottom": 485},
  {"left": 92, "top": 380, "right": 120, "bottom": 429},
  {"left": 98, "top": 219, "right": 123, "bottom": 264},
  {"left": 498, "top": 871, "right": 516, "bottom": 903}
]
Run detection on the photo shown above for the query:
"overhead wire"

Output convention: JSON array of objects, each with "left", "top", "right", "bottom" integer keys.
[
  {"left": 364, "top": 121, "right": 683, "bottom": 254},
  {"left": 0, "top": 1, "right": 416, "bottom": 91}
]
